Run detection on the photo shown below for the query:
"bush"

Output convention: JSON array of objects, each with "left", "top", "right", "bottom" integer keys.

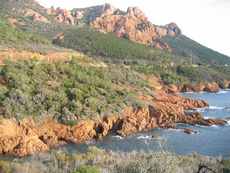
[
  {"left": 73, "top": 165, "right": 100, "bottom": 173},
  {"left": 54, "top": 26, "right": 187, "bottom": 66},
  {"left": 0, "top": 59, "right": 146, "bottom": 121}
]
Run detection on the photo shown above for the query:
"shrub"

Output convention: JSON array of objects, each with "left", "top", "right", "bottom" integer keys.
[
  {"left": 73, "top": 165, "right": 100, "bottom": 173},
  {"left": 0, "top": 59, "right": 146, "bottom": 121}
]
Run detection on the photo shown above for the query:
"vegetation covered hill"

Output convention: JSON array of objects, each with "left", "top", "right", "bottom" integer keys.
[
  {"left": 0, "top": 0, "right": 229, "bottom": 120},
  {"left": 0, "top": 58, "right": 150, "bottom": 122},
  {"left": 53, "top": 26, "right": 230, "bottom": 85},
  {"left": 0, "top": 0, "right": 47, "bottom": 17},
  {"left": 0, "top": 18, "right": 50, "bottom": 46},
  {"left": 163, "top": 35, "right": 230, "bottom": 65}
]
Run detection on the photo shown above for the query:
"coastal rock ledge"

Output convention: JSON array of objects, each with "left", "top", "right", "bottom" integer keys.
[{"left": 0, "top": 91, "right": 226, "bottom": 157}]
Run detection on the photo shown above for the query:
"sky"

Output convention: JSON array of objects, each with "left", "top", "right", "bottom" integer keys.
[{"left": 38, "top": 0, "right": 230, "bottom": 56}]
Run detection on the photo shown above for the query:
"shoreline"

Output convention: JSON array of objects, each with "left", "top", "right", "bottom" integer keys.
[
  {"left": 165, "top": 81, "right": 230, "bottom": 94},
  {"left": 0, "top": 89, "right": 227, "bottom": 157}
]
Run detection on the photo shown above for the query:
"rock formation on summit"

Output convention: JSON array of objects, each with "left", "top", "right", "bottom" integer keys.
[
  {"left": 45, "top": 4, "right": 181, "bottom": 50},
  {"left": 90, "top": 6, "right": 181, "bottom": 50}
]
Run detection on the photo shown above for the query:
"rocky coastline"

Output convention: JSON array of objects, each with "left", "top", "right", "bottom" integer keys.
[
  {"left": 0, "top": 87, "right": 227, "bottom": 157},
  {"left": 165, "top": 80, "right": 230, "bottom": 93}
]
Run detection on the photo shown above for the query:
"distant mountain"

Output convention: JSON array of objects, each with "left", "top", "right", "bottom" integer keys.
[{"left": 0, "top": 0, "right": 229, "bottom": 65}]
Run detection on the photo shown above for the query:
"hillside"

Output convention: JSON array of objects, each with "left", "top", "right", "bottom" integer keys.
[
  {"left": 163, "top": 35, "right": 230, "bottom": 65},
  {"left": 0, "top": 18, "right": 50, "bottom": 46},
  {"left": 53, "top": 25, "right": 230, "bottom": 84},
  {"left": 0, "top": 0, "right": 230, "bottom": 168},
  {"left": 0, "top": 0, "right": 229, "bottom": 65},
  {"left": 0, "top": 0, "right": 229, "bottom": 110}
]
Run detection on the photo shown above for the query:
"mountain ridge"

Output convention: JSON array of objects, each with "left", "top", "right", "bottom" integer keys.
[{"left": 0, "top": 0, "right": 229, "bottom": 66}]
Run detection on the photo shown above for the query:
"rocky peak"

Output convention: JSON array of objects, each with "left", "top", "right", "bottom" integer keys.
[
  {"left": 47, "top": 7, "right": 75, "bottom": 25},
  {"left": 126, "top": 7, "right": 147, "bottom": 20},
  {"left": 90, "top": 6, "right": 181, "bottom": 50},
  {"left": 24, "top": 8, "right": 49, "bottom": 23},
  {"left": 100, "top": 3, "right": 117, "bottom": 16},
  {"left": 165, "top": 22, "right": 181, "bottom": 36}
]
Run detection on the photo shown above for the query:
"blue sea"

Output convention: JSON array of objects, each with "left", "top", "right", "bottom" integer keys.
[{"left": 64, "top": 90, "right": 230, "bottom": 158}]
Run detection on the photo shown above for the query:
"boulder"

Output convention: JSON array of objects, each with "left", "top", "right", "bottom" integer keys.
[
  {"left": 183, "top": 128, "right": 197, "bottom": 134},
  {"left": 204, "top": 82, "right": 220, "bottom": 93},
  {"left": 0, "top": 119, "right": 48, "bottom": 157},
  {"left": 71, "top": 120, "right": 97, "bottom": 143},
  {"left": 117, "top": 106, "right": 158, "bottom": 136}
]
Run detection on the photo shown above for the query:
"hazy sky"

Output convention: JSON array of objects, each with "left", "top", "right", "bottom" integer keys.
[{"left": 38, "top": 0, "right": 230, "bottom": 56}]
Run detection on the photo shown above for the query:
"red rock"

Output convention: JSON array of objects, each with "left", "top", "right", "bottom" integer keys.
[
  {"left": 24, "top": 9, "right": 49, "bottom": 23},
  {"left": 71, "top": 120, "right": 97, "bottom": 143},
  {"left": 90, "top": 6, "right": 181, "bottom": 50},
  {"left": 166, "top": 84, "right": 180, "bottom": 94},
  {"left": 183, "top": 128, "right": 197, "bottom": 134},
  {"left": 0, "top": 87, "right": 226, "bottom": 157},
  {"left": 204, "top": 82, "right": 220, "bottom": 93},
  {"left": 0, "top": 119, "right": 49, "bottom": 157},
  {"left": 117, "top": 106, "right": 158, "bottom": 136}
]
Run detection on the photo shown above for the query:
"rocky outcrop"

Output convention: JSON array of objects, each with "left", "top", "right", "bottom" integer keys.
[
  {"left": 0, "top": 119, "right": 49, "bottom": 157},
  {"left": 34, "top": 4, "right": 181, "bottom": 50},
  {"left": 24, "top": 9, "right": 49, "bottom": 23},
  {"left": 47, "top": 7, "right": 75, "bottom": 25},
  {"left": 203, "top": 82, "right": 220, "bottom": 92},
  {"left": 165, "top": 81, "right": 230, "bottom": 94},
  {"left": 90, "top": 6, "right": 181, "bottom": 50},
  {"left": 183, "top": 128, "right": 198, "bottom": 134},
  {"left": 117, "top": 106, "right": 158, "bottom": 136},
  {"left": 0, "top": 90, "right": 226, "bottom": 157}
]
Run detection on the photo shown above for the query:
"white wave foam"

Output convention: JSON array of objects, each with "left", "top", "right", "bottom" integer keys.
[
  {"left": 182, "top": 91, "right": 194, "bottom": 94},
  {"left": 198, "top": 91, "right": 207, "bottom": 94},
  {"left": 209, "top": 106, "right": 224, "bottom": 110},
  {"left": 195, "top": 108, "right": 206, "bottom": 113},
  {"left": 167, "top": 128, "right": 182, "bottom": 132},
  {"left": 217, "top": 90, "right": 229, "bottom": 94},
  {"left": 226, "top": 120, "right": 230, "bottom": 126},
  {"left": 137, "top": 135, "right": 151, "bottom": 140},
  {"left": 211, "top": 125, "right": 219, "bottom": 128},
  {"left": 112, "top": 135, "right": 123, "bottom": 139}
]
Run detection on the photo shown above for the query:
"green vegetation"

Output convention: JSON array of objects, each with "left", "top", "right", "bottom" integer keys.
[
  {"left": 73, "top": 166, "right": 100, "bottom": 173},
  {"left": 53, "top": 26, "right": 230, "bottom": 85},
  {"left": 0, "top": 18, "right": 50, "bottom": 45},
  {"left": 0, "top": 160, "right": 11, "bottom": 173},
  {"left": 163, "top": 35, "right": 230, "bottom": 65},
  {"left": 54, "top": 26, "right": 189, "bottom": 65},
  {"left": 223, "top": 160, "right": 230, "bottom": 173},
  {"left": 0, "top": 59, "right": 148, "bottom": 122},
  {"left": 0, "top": 147, "right": 226, "bottom": 173}
]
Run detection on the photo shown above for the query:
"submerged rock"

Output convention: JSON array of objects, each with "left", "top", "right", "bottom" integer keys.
[{"left": 183, "top": 128, "right": 197, "bottom": 134}]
